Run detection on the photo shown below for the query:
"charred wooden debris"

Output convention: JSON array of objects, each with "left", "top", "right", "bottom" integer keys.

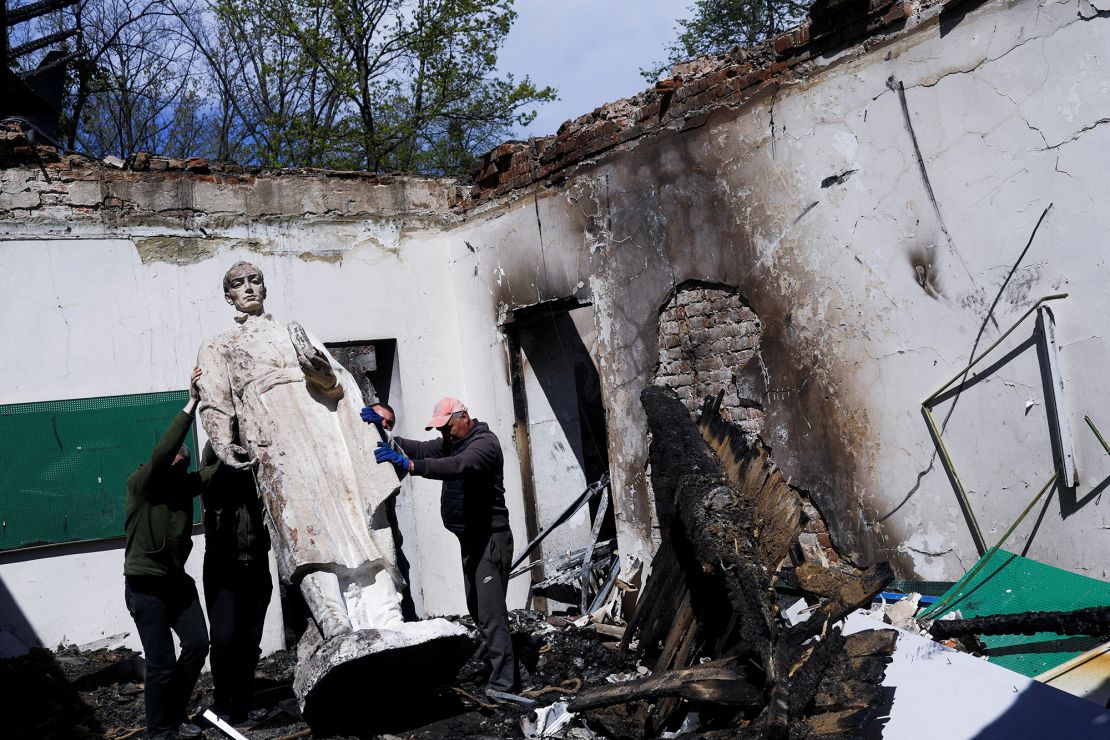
[{"left": 556, "top": 387, "right": 899, "bottom": 739}]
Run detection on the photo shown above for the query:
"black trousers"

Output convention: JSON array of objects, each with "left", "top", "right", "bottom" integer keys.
[
  {"left": 458, "top": 529, "right": 516, "bottom": 692},
  {"left": 124, "top": 575, "right": 209, "bottom": 733},
  {"left": 203, "top": 558, "right": 273, "bottom": 720}
]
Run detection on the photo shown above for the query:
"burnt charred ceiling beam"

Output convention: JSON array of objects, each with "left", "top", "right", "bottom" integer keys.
[
  {"left": 633, "top": 386, "right": 898, "bottom": 737},
  {"left": 17, "top": 48, "right": 78, "bottom": 78},
  {"left": 929, "top": 605, "right": 1110, "bottom": 639},
  {"left": 641, "top": 385, "right": 778, "bottom": 661},
  {"left": 5, "top": 0, "right": 77, "bottom": 27},
  {"left": 567, "top": 657, "right": 762, "bottom": 712},
  {"left": 8, "top": 26, "right": 77, "bottom": 59}
]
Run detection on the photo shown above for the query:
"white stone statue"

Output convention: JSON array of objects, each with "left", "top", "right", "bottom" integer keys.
[{"left": 196, "top": 261, "right": 404, "bottom": 640}]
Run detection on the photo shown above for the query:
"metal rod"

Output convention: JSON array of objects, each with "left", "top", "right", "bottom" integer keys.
[
  {"left": 918, "top": 472, "right": 1057, "bottom": 621},
  {"left": 579, "top": 488, "right": 609, "bottom": 613},
  {"left": 923, "top": 404, "right": 986, "bottom": 555},
  {"left": 510, "top": 474, "right": 609, "bottom": 571},
  {"left": 585, "top": 555, "right": 621, "bottom": 615},
  {"left": 1084, "top": 415, "right": 1110, "bottom": 457},
  {"left": 925, "top": 293, "right": 1068, "bottom": 407},
  {"left": 1036, "top": 306, "right": 1077, "bottom": 486}
]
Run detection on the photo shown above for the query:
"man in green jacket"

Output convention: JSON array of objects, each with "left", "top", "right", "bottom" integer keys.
[{"left": 124, "top": 367, "right": 220, "bottom": 739}]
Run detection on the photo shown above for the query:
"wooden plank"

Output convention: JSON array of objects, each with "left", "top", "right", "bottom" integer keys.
[{"left": 567, "top": 659, "right": 762, "bottom": 712}]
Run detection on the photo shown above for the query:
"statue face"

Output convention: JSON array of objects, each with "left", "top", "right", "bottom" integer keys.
[{"left": 225, "top": 264, "right": 265, "bottom": 314}]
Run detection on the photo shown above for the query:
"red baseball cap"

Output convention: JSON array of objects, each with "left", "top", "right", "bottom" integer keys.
[{"left": 425, "top": 397, "right": 467, "bottom": 430}]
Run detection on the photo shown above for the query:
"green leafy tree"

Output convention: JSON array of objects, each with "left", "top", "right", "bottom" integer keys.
[
  {"left": 188, "top": 0, "right": 554, "bottom": 172},
  {"left": 11, "top": 0, "right": 552, "bottom": 173},
  {"left": 643, "top": 0, "right": 811, "bottom": 82}
]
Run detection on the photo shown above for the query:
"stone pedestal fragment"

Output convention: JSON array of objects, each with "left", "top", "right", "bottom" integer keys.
[{"left": 295, "top": 619, "right": 470, "bottom": 734}]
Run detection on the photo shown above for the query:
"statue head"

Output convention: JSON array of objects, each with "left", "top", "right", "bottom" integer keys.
[{"left": 223, "top": 261, "right": 266, "bottom": 315}]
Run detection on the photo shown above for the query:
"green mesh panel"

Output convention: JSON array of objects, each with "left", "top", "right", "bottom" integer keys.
[
  {"left": 929, "top": 550, "right": 1110, "bottom": 677},
  {"left": 0, "top": 391, "right": 198, "bottom": 551}
]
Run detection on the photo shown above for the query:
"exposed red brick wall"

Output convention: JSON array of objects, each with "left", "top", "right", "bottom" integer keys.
[{"left": 654, "top": 284, "right": 765, "bottom": 435}]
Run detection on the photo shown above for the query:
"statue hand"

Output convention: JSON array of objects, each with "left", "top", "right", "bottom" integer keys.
[
  {"left": 288, "top": 321, "right": 332, "bottom": 377},
  {"left": 222, "top": 443, "right": 259, "bottom": 470}
]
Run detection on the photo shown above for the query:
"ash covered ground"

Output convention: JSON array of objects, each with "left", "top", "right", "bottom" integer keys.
[{"left": 2, "top": 610, "right": 638, "bottom": 740}]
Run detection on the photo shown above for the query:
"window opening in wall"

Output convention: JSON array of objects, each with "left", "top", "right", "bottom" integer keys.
[{"left": 326, "top": 338, "right": 396, "bottom": 405}]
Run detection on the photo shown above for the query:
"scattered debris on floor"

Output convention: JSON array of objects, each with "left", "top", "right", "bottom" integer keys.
[{"left": 5, "top": 389, "right": 1109, "bottom": 738}]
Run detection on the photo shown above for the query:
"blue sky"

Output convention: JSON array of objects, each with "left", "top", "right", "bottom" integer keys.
[{"left": 498, "top": 1, "right": 691, "bottom": 139}]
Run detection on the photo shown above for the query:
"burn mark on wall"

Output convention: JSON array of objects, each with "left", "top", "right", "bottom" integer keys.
[
  {"left": 908, "top": 245, "right": 942, "bottom": 299},
  {"left": 588, "top": 126, "right": 888, "bottom": 571},
  {"left": 820, "top": 169, "right": 857, "bottom": 188}
]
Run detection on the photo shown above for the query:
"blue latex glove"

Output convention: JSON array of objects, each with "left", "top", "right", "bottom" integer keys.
[
  {"left": 375, "top": 440, "right": 410, "bottom": 471},
  {"left": 360, "top": 406, "right": 384, "bottom": 427}
]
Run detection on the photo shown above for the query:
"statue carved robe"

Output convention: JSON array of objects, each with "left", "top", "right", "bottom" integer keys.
[{"left": 196, "top": 313, "right": 399, "bottom": 595}]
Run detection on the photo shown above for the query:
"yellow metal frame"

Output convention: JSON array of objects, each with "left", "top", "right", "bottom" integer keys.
[{"left": 920, "top": 293, "right": 1067, "bottom": 556}]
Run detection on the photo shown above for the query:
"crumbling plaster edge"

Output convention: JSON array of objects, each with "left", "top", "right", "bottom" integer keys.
[{"left": 452, "top": 0, "right": 956, "bottom": 218}]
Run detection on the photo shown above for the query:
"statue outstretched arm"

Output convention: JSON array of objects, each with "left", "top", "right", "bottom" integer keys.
[
  {"left": 288, "top": 321, "right": 344, "bottom": 401},
  {"left": 196, "top": 338, "right": 257, "bottom": 470}
]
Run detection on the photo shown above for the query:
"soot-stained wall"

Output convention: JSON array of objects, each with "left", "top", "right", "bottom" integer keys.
[
  {"left": 458, "top": 0, "right": 1110, "bottom": 580},
  {"left": 3, "top": 0, "right": 1110, "bottom": 629}
]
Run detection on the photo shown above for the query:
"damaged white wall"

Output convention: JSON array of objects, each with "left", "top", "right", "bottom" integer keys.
[
  {"left": 0, "top": 536, "right": 283, "bottom": 660},
  {"left": 0, "top": 180, "right": 532, "bottom": 654},
  {"left": 445, "top": 0, "right": 1110, "bottom": 582},
  {"left": 2, "top": 0, "right": 1109, "bottom": 657}
]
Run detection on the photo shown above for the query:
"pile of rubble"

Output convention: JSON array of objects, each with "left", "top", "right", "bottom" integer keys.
[
  {"left": 7, "top": 387, "right": 1104, "bottom": 737},
  {"left": 1, "top": 388, "right": 903, "bottom": 739}
]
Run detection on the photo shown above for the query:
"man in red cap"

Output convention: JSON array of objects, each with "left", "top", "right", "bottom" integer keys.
[{"left": 362, "top": 397, "right": 518, "bottom": 695}]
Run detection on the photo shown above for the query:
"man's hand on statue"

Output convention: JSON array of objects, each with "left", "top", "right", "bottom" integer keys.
[
  {"left": 374, "top": 441, "right": 410, "bottom": 472},
  {"left": 184, "top": 366, "right": 203, "bottom": 414},
  {"left": 189, "top": 367, "right": 202, "bottom": 400},
  {"left": 360, "top": 406, "right": 385, "bottom": 432},
  {"left": 224, "top": 443, "right": 259, "bottom": 470}
]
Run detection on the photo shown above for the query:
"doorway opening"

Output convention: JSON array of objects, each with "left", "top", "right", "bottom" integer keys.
[{"left": 505, "top": 299, "right": 614, "bottom": 612}]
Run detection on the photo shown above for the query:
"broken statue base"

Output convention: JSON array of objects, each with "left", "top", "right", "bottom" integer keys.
[{"left": 294, "top": 619, "right": 470, "bottom": 733}]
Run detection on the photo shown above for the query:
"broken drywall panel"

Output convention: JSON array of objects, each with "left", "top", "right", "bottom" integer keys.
[{"left": 844, "top": 610, "right": 1110, "bottom": 737}]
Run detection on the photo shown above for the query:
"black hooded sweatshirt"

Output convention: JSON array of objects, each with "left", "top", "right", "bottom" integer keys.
[{"left": 395, "top": 420, "right": 509, "bottom": 537}]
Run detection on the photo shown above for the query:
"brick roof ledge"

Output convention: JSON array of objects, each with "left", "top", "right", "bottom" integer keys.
[
  {"left": 0, "top": 121, "right": 443, "bottom": 187},
  {"left": 457, "top": 0, "right": 951, "bottom": 212}
]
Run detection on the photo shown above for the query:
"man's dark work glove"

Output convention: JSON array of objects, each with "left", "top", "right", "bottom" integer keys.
[{"left": 375, "top": 440, "right": 410, "bottom": 471}]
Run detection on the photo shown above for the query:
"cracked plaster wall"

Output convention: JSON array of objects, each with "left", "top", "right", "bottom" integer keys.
[
  {"left": 0, "top": 175, "right": 532, "bottom": 627},
  {"left": 3, "top": 0, "right": 1110, "bottom": 633},
  {"left": 448, "top": 0, "right": 1110, "bottom": 580}
]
